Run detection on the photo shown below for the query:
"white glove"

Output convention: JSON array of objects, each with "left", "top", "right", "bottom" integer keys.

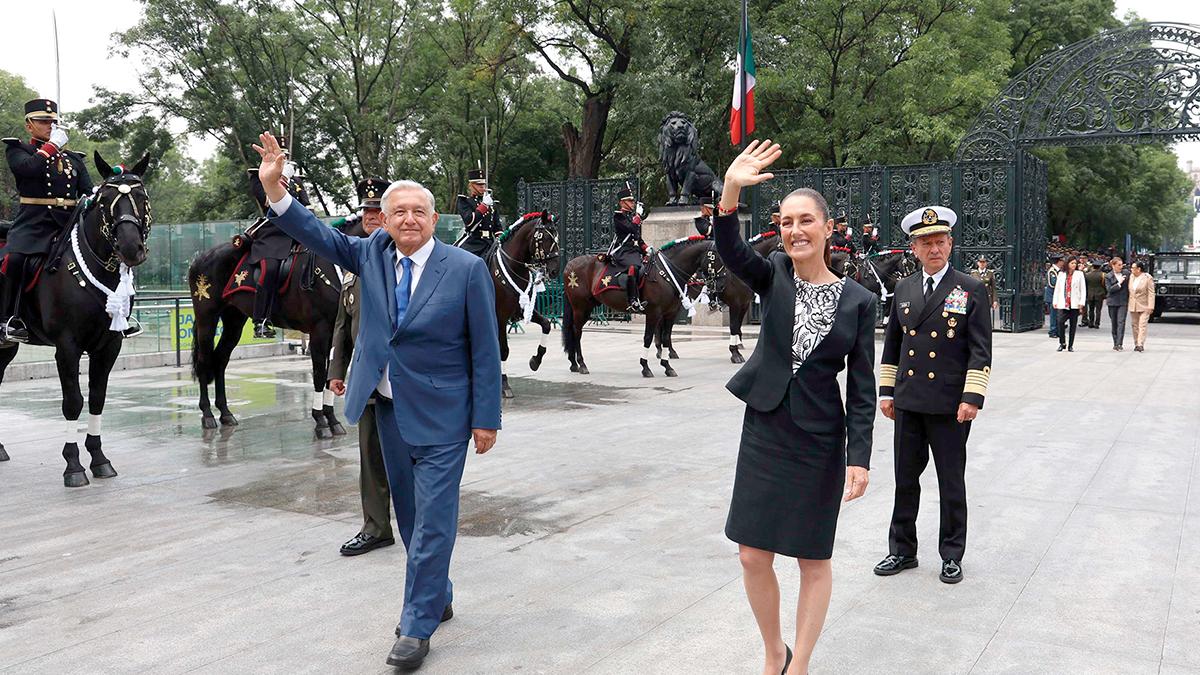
[
  {"left": 635, "top": 201, "right": 645, "bottom": 218},
  {"left": 482, "top": 190, "right": 494, "bottom": 207},
  {"left": 49, "top": 124, "right": 69, "bottom": 148},
  {"left": 282, "top": 161, "right": 297, "bottom": 180}
]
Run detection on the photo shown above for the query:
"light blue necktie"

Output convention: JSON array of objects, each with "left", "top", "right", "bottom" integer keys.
[{"left": 394, "top": 257, "right": 413, "bottom": 328}]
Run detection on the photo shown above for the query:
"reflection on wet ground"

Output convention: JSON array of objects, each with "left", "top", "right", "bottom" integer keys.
[{"left": 457, "top": 489, "right": 567, "bottom": 538}]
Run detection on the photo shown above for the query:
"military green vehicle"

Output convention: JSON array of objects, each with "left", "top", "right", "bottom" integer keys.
[{"left": 1150, "top": 252, "right": 1200, "bottom": 319}]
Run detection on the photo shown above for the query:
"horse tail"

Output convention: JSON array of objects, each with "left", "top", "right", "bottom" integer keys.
[
  {"left": 186, "top": 251, "right": 221, "bottom": 384},
  {"left": 561, "top": 298, "right": 577, "bottom": 356}
]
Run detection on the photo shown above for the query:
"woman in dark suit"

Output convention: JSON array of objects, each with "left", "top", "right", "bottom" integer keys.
[{"left": 716, "top": 141, "right": 876, "bottom": 675}]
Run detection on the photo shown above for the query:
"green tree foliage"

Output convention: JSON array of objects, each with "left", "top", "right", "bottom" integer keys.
[{"left": 0, "top": 70, "right": 40, "bottom": 221}]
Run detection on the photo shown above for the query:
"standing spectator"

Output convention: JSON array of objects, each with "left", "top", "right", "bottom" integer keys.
[
  {"left": 1104, "top": 257, "right": 1129, "bottom": 351},
  {"left": 1053, "top": 256, "right": 1086, "bottom": 352},
  {"left": 1128, "top": 261, "right": 1156, "bottom": 352},
  {"left": 1084, "top": 262, "right": 1106, "bottom": 328},
  {"left": 1045, "top": 256, "right": 1063, "bottom": 339}
]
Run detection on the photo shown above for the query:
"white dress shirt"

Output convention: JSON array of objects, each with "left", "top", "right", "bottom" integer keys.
[{"left": 268, "top": 192, "right": 436, "bottom": 398}]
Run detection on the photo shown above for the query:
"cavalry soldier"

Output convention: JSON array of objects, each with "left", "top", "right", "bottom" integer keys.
[
  {"left": 861, "top": 220, "right": 881, "bottom": 256},
  {"left": 609, "top": 185, "right": 649, "bottom": 311},
  {"left": 769, "top": 201, "right": 781, "bottom": 230},
  {"left": 456, "top": 168, "right": 501, "bottom": 257},
  {"left": 245, "top": 138, "right": 308, "bottom": 338},
  {"left": 874, "top": 205, "right": 992, "bottom": 585},
  {"left": 1, "top": 98, "right": 94, "bottom": 344},
  {"left": 693, "top": 187, "right": 717, "bottom": 237},
  {"left": 830, "top": 212, "right": 855, "bottom": 257},
  {"left": 328, "top": 177, "right": 396, "bottom": 557}
]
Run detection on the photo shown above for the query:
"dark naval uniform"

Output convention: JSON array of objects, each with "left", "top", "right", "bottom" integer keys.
[
  {"left": 2, "top": 98, "right": 94, "bottom": 343},
  {"left": 875, "top": 206, "right": 992, "bottom": 584},
  {"left": 456, "top": 168, "right": 501, "bottom": 258},
  {"left": 246, "top": 164, "right": 309, "bottom": 337},
  {"left": 329, "top": 177, "right": 394, "bottom": 556}
]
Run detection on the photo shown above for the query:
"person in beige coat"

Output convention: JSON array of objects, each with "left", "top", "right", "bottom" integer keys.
[{"left": 1127, "top": 261, "right": 1155, "bottom": 352}]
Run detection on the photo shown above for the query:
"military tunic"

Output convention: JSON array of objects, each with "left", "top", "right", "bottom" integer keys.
[
  {"left": 970, "top": 267, "right": 997, "bottom": 306},
  {"left": 3, "top": 137, "right": 94, "bottom": 255},
  {"left": 831, "top": 229, "right": 856, "bottom": 257},
  {"left": 247, "top": 168, "right": 308, "bottom": 264},
  {"left": 610, "top": 210, "right": 646, "bottom": 270},
  {"left": 879, "top": 266, "right": 992, "bottom": 562},
  {"left": 456, "top": 194, "right": 501, "bottom": 257}
]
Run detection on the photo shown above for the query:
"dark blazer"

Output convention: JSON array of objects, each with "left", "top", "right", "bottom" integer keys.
[
  {"left": 713, "top": 213, "right": 877, "bottom": 467},
  {"left": 879, "top": 267, "right": 992, "bottom": 415},
  {"left": 1104, "top": 271, "right": 1129, "bottom": 307}
]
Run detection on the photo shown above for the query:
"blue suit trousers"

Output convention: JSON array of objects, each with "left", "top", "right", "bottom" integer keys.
[{"left": 375, "top": 396, "right": 466, "bottom": 639}]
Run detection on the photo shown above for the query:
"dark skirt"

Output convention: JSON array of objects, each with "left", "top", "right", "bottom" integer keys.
[{"left": 725, "top": 402, "right": 847, "bottom": 560}]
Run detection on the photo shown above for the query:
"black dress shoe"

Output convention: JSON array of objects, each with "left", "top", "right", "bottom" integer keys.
[
  {"left": 386, "top": 636, "right": 429, "bottom": 669},
  {"left": 396, "top": 604, "right": 453, "bottom": 637},
  {"left": 940, "top": 559, "right": 964, "bottom": 584},
  {"left": 873, "top": 554, "right": 918, "bottom": 576},
  {"left": 340, "top": 532, "right": 395, "bottom": 556},
  {"left": 782, "top": 645, "right": 793, "bottom": 675},
  {"left": 1057, "top": 344, "right": 1065, "bottom": 352}
]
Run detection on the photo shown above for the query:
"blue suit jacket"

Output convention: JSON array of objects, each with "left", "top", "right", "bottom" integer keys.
[{"left": 269, "top": 199, "right": 502, "bottom": 445}]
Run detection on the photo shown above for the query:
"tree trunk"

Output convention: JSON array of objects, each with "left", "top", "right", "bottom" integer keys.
[{"left": 563, "top": 94, "right": 613, "bottom": 178}]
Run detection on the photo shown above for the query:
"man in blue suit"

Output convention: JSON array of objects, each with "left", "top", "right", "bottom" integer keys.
[{"left": 253, "top": 133, "right": 502, "bottom": 669}]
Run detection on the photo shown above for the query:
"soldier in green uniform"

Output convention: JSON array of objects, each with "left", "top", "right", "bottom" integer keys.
[
  {"left": 970, "top": 255, "right": 998, "bottom": 325},
  {"left": 456, "top": 169, "right": 501, "bottom": 257},
  {"left": 328, "top": 177, "right": 396, "bottom": 556},
  {"left": 2, "top": 99, "right": 95, "bottom": 343},
  {"left": 874, "top": 205, "right": 992, "bottom": 585}
]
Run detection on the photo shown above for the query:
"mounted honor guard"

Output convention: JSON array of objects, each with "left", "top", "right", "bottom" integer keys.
[
  {"left": 456, "top": 168, "right": 502, "bottom": 258},
  {"left": 860, "top": 220, "right": 880, "bottom": 256},
  {"left": 328, "top": 176, "right": 397, "bottom": 557},
  {"left": 830, "top": 212, "right": 856, "bottom": 257},
  {"left": 769, "top": 201, "right": 781, "bottom": 230},
  {"left": 693, "top": 187, "right": 718, "bottom": 237},
  {"left": 1, "top": 98, "right": 94, "bottom": 344},
  {"left": 608, "top": 185, "right": 649, "bottom": 312},
  {"left": 875, "top": 205, "right": 992, "bottom": 585},
  {"left": 245, "top": 136, "right": 308, "bottom": 338}
]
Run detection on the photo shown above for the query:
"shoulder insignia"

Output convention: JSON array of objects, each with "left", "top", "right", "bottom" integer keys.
[{"left": 2, "top": 137, "right": 27, "bottom": 149}]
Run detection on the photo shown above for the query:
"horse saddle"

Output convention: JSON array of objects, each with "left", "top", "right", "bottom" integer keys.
[
  {"left": 0, "top": 253, "right": 45, "bottom": 293},
  {"left": 593, "top": 259, "right": 647, "bottom": 296},
  {"left": 222, "top": 249, "right": 309, "bottom": 298}
]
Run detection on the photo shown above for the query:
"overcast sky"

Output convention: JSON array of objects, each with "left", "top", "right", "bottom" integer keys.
[{"left": 1, "top": 0, "right": 1198, "bottom": 172}]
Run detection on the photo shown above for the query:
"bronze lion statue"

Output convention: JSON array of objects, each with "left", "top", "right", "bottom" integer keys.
[{"left": 659, "top": 111, "right": 722, "bottom": 205}]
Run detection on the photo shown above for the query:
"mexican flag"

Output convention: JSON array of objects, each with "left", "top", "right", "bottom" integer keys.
[{"left": 729, "top": 10, "right": 755, "bottom": 145}]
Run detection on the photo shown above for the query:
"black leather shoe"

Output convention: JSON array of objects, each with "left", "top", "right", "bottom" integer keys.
[
  {"left": 874, "top": 554, "right": 918, "bottom": 576},
  {"left": 1057, "top": 344, "right": 1065, "bottom": 351},
  {"left": 340, "top": 532, "right": 394, "bottom": 556},
  {"left": 781, "top": 645, "right": 793, "bottom": 675},
  {"left": 940, "top": 559, "right": 964, "bottom": 584},
  {"left": 0, "top": 318, "right": 29, "bottom": 344},
  {"left": 386, "top": 636, "right": 429, "bottom": 669},
  {"left": 396, "top": 604, "right": 452, "bottom": 637}
]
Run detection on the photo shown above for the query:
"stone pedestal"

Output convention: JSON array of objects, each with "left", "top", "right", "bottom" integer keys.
[{"left": 641, "top": 206, "right": 727, "bottom": 327}]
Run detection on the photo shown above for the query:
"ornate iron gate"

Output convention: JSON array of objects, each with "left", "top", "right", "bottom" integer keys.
[{"left": 747, "top": 154, "right": 1047, "bottom": 332}]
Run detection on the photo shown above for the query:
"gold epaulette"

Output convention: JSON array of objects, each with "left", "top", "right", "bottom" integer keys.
[
  {"left": 880, "top": 364, "right": 898, "bottom": 388},
  {"left": 964, "top": 367, "right": 991, "bottom": 396}
]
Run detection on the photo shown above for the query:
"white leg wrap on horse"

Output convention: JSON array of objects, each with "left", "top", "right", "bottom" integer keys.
[
  {"left": 323, "top": 389, "right": 335, "bottom": 407},
  {"left": 88, "top": 414, "right": 102, "bottom": 436},
  {"left": 539, "top": 331, "right": 550, "bottom": 348},
  {"left": 645, "top": 346, "right": 655, "bottom": 362},
  {"left": 312, "top": 391, "right": 323, "bottom": 411},
  {"left": 730, "top": 334, "right": 740, "bottom": 347},
  {"left": 501, "top": 360, "right": 508, "bottom": 374},
  {"left": 63, "top": 419, "right": 82, "bottom": 447}
]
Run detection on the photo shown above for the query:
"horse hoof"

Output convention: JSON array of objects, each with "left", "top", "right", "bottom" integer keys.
[
  {"left": 529, "top": 356, "right": 543, "bottom": 372},
  {"left": 64, "top": 472, "right": 90, "bottom": 488},
  {"left": 669, "top": 350, "right": 680, "bottom": 360},
  {"left": 642, "top": 369, "right": 654, "bottom": 378},
  {"left": 731, "top": 353, "right": 745, "bottom": 364},
  {"left": 578, "top": 365, "right": 590, "bottom": 375},
  {"left": 569, "top": 363, "right": 579, "bottom": 373},
  {"left": 0, "top": 445, "right": 8, "bottom": 462},
  {"left": 202, "top": 416, "right": 218, "bottom": 430},
  {"left": 314, "top": 426, "right": 333, "bottom": 440},
  {"left": 91, "top": 462, "right": 118, "bottom": 479},
  {"left": 665, "top": 368, "right": 678, "bottom": 377},
  {"left": 329, "top": 423, "right": 347, "bottom": 436},
  {"left": 219, "top": 414, "right": 239, "bottom": 427},
  {"left": 502, "top": 387, "right": 515, "bottom": 400}
]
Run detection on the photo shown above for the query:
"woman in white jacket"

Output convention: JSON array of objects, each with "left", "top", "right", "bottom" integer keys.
[{"left": 1053, "top": 256, "right": 1087, "bottom": 352}]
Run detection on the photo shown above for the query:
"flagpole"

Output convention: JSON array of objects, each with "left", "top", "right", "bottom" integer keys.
[{"left": 738, "top": 0, "right": 747, "bottom": 150}]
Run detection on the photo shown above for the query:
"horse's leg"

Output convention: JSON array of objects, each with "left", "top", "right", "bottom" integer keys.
[
  {"left": 729, "top": 299, "right": 747, "bottom": 364},
  {"left": 213, "top": 308, "right": 245, "bottom": 426},
  {"left": 656, "top": 311, "right": 677, "bottom": 377},
  {"left": 574, "top": 304, "right": 593, "bottom": 375},
  {"left": 664, "top": 310, "right": 681, "bottom": 360},
  {"left": 0, "top": 344, "right": 18, "bottom": 461},
  {"left": 193, "top": 307, "right": 220, "bottom": 430},
  {"left": 54, "top": 342, "right": 89, "bottom": 487},
  {"left": 640, "top": 311, "right": 657, "bottom": 378},
  {"left": 528, "top": 310, "right": 551, "bottom": 372},
  {"left": 83, "top": 338, "right": 122, "bottom": 479},
  {"left": 308, "top": 328, "right": 338, "bottom": 439},
  {"left": 499, "top": 326, "right": 514, "bottom": 399}
]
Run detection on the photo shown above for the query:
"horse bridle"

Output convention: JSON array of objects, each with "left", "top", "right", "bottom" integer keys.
[
  {"left": 88, "top": 176, "right": 153, "bottom": 271},
  {"left": 697, "top": 248, "right": 728, "bottom": 307}
]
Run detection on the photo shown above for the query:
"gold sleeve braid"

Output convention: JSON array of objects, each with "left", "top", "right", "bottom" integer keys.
[
  {"left": 880, "top": 364, "right": 898, "bottom": 388},
  {"left": 964, "top": 366, "right": 990, "bottom": 396}
]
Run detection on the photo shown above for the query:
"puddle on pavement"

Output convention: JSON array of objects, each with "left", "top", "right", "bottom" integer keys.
[
  {"left": 457, "top": 489, "right": 567, "bottom": 538},
  {"left": 503, "top": 378, "right": 635, "bottom": 412},
  {"left": 207, "top": 456, "right": 358, "bottom": 517}
]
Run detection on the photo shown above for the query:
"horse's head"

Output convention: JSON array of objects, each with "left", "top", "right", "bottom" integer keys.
[
  {"left": 698, "top": 246, "right": 728, "bottom": 298},
  {"left": 92, "top": 152, "right": 153, "bottom": 267},
  {"left": 509, "top": 211, "right": 560, "bottom": 279}
]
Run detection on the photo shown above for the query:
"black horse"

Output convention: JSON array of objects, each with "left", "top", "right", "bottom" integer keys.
[
  {"left": 487, "top": 211, "right": 561, "bottom": 399},
  {"left": 842, "top": 249, "right": 918, "bottom": 320},
  {"left": 561, "top": 235, "right": 725, "bottom": 378},
  {"left": 186, "top": 208, "right": 364, "bottom": 437},
  {"left": 657, "top": 231, "right": 780, "bottom": 364},
  {"left": 0, "top": 153, "right": 153, "bottom": 486}
]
